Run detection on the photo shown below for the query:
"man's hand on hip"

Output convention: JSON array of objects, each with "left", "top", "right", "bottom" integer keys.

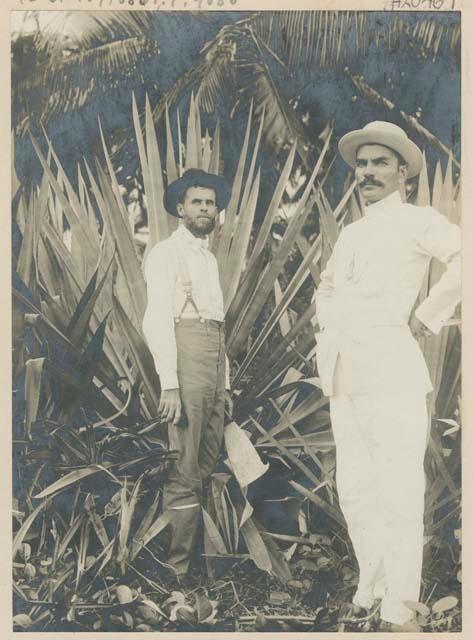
[
  {"left": 159, "top": 389, "right": 182, "bottom": 426},
  {"left": 410, "top": 316, "right": 433, "bottom": 339}
]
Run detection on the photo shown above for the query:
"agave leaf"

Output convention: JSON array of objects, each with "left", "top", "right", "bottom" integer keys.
[
  {"left": 440, "top": 152, "right": 454, "bottom": 220},
  {"left": 33, "top": 465, "right": 108, "bottom": 499},
  {"left": 55, "top": 513, "right": 86, "bottom": 563},
  {"left": 66, "top": 250, "right": 115, "bottom": 348},
  {"left": 165, "top": 103, "right": 179, "bottom": 184},
  {"left": 275, "top": 278, "right": 291, "bottom": 337},
  {"left": 118, "top": 476, "right": 143, "bottom": 571},
  {"left": 257, "top": 387, "right": 328, "bottom": 442},
  {"left": 239, "top": 179, "right": 354, "bottom": 373},
  {"left": 416, "top": 152, "right": 431, "bottom": 206},
  {"left": 240, "top": 516, "right": 272, "bottom": 573},
  {"left": 427, "top": 428, "right": 458, "bottom": 498},
  {"left": 318, "top": 192, "right": 341, "bottom": 253},
  {"left": 239, "top": 108, "right": 265, "bottom": 216},
  {"left": 12, "top": 499, "right": 51, "bottom": 559},
  {"left": 84, "top": 495, "right": 110, "bottom": 550},
  {"left": 229, "top": 188, "right": 316, "bottom": 365},
  {"left": 289, "top": 480, "right": 346, "bottom": 529},
  {"left": 260, "top": 529, "right": 293, "bottom": 583},
  {"left": 201, "top": 130, "right": 212, "bottom": 172},
  {"left": 130, "top": 491, "right": 161, "bottom": 560},
  {"left": 14, "top": 188, "right": 26, "bottom": 235},
  {"left": 52, "top": 430, "right": 90, "bottom": 466},
  {"left": 226, "top": 144, "right": 297, "bottom": 331},
  {"left": 210, "top": 477, "right": 232, "bottom": 551},
  {"left": 185, "top": 93, "right": 199, "bottom": 170},
  {"left": 16, "top": 196, "right": 38, "bottom": 294},
  {"left": 24, "top": 358, "right": 46, "bottom": 441},
  {"left": 224, "top": 170, "right": 261, "bottom": 309},
  {"left": 195, "top": 98, "right": 203, "bottom": 168},
  {"left": 12, "top": 131, "right": 21, "bottom": 200},
  {"left": 132, "top": 92, "right": 156, "bottom": 240},
  {"left": 76, "top": 518, "right": 91, "bottom": 589},
  {"left": 40, "top": 296, "right": 69, "bottom": 331},
  {"left": 98, "top": 118, "right": 134, "bottom": 229},
  {"left": 29, "top": 133, "right": 95, "bottom": 259},
  {"left": 202, "top": 507, "right": 228, "bottom": 555},
  {"left": 233, "top": 224, "right": 321, "bottom": 377},
  {"left": 140, "top": 510, "right": 173, "bottom": 548},
  {"left": 13, "top": 287, "right": 107, "bottom": 401},
  {"left": 145, "top": 94, "right": 169, "bottom": 246},
  {"left": 229, "top": 133, "right": 333, "bottom": 361},
  {"left": 208, "top": 120, "right": 221, "bottom": 176},
  {"left": 89, "top": 160, "right": 147, "bottom": 324},
  {"left": 270, "top": 399, "right": 335, "bottom": 488},
  {"left": 432, "top": 161, "right": 444, "bottom": 211},
  {"left": 112, "top": 292, "right": 160, "bottom": 413},
  {"left": 250, "top": 417, "right": 320, "bottom": 488},
  {"left": 216, "top": 101, "right": 253, "bottom": 270},
  {"left": 296, "top": 234, "right": 320, "bottom": 285}
]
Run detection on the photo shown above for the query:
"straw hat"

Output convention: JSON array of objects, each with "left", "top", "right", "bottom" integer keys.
[{"left": 338, "top": 121, "right": 423, "bottom": 179}]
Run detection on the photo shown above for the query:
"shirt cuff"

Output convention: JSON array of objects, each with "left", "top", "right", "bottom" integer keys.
[{"left": 158, "top": 370, "right": 180, "bottom": 391}]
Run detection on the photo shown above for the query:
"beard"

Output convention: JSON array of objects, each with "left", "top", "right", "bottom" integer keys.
[{"left": 185, "top": 215, "right": 217, "bottom": 237}]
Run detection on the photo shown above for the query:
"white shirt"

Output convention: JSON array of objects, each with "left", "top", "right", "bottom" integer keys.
[
  {"left": 143, "top": 225, "right": 228, "bottom": 391},
  {"left": 314, "top": 190, "right": 461, "bottom": 395}
]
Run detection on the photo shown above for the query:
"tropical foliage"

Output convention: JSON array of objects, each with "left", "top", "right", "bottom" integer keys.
[{"left": 12, "top": 85, "right": 461, "bottom": 631}]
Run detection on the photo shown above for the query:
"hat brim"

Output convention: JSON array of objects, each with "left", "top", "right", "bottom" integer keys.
[
  {"left": 338, "top": 129, "right": 423, "bottom": 179},
  {"left": 164, "top": 172, "right": 231, "bottom": 217}
]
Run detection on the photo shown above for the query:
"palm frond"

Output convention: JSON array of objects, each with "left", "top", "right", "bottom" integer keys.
[{"left": 14, "top": 36, "right": 159, "bottom": 134}]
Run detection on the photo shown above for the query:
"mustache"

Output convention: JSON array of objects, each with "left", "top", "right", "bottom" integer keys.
[{"left": 359, "top": 179, "right": 384, "bottom": 188}]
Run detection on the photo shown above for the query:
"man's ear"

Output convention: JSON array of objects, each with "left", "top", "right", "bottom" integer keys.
[
  {"left": 176, "top": 202, "right": 184, "bottom": 217},
  {"left": 399, "top": 164, "right": 408, "bottom": 183}
]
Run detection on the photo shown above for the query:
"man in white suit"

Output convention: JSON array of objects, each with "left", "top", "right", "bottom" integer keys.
[{"left": 314, "top": 121, "right": 461, "bottom": 629}]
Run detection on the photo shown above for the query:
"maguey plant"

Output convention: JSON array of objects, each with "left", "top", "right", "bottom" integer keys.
[{"left": 12, "top": 94, "right": 460, "bottom": 631}]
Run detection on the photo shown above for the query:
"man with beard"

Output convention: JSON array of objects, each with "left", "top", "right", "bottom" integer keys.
[
  {"left": 143, "top": 169, "right": 232, "bottom": 579},
  {"left": 314, "top": 122, "right": 461, "bottom": 630}
]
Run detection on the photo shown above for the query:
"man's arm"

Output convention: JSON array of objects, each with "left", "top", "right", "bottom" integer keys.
[
  {"left": 414, "top": 209, "right": 461, "bottom": 335},
  {"left": 142, "top": 244, "right": 182, "bottom": 424},
  {"left": 313, "top": 229, "right": 344, "bottom": 331}
]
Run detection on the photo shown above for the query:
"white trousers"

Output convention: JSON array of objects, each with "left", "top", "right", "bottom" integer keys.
[{"left": 330, "top": 362, "right": 429, "bottom": 625}]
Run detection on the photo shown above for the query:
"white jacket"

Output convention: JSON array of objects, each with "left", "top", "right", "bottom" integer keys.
[{"left": 314, "top": 190, "right": 461, "bottom": 396}]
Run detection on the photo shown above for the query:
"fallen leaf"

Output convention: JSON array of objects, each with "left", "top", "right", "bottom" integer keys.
[
  {"left": 20, "top": 543, "right": 31, "bottom": 562},
  {"left": 270, "top": 591, "right": 292, "bottom": 605},
  {"left": 404, "top": 600, "right": 430, "bottom": 617},
  {"left": 169, "top": 604, "right": 196, "bottom": 623},
  {"left": 195, "top": 590, "right": 214, "bottom": 622},
  {"left": 116, "top": 584, "right": 133, "bottom": 604},
  {"left": 432, "top": 596, "right": 458, "bottom": 614},
  {"left": 24, "top": 563, "right": 36, "bottom": 579},
  {"left": 297, "top": 559, "right": 319, "bottom": 573},
  {"left": 287, "top": 580, "right": 304, "bottom": 590},
  {"left": 13, "top": 614, "right": 32, "bottom": 629}
]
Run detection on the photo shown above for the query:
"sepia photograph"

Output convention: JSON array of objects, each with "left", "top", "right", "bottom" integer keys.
[{"left": 10, "top": 5, "right": 462, "bottom": 634}]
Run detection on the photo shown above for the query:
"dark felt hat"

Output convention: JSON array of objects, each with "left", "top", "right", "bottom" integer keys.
[{"left": 163, "top": 169, "right": 232, "bottom": 217}]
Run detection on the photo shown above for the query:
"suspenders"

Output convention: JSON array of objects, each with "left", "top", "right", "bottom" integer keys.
[{"left": 175, "top": 246, "right": 205, "bottom": 324}]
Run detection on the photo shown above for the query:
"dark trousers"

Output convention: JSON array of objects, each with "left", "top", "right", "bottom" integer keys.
[{"left": 163, "top": 319, "right": 226, "bottom": 575}]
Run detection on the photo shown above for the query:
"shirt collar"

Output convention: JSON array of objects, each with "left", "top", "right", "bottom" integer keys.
[
  {"left": 364, "top": 190, "right": 403, "bottom": 217},
  {"left": 176, "top": 224, "right": 210, "bottom": 250}
]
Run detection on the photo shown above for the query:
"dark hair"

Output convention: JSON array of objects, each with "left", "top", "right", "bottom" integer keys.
[
  {"left": 176, "top": 182, "right": 217, "bottom": 206},
  {"left": 356, "top": 143, "right": 408, "bottom": 169}
]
